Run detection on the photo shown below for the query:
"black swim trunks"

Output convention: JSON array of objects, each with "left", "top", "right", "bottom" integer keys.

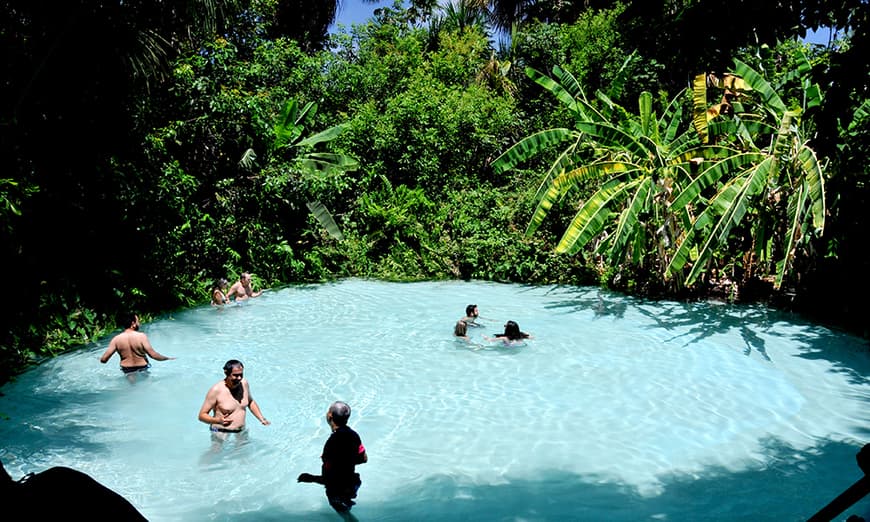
[
  {"left": 121, "top": 364, "right": 151, "bottom": 374},
  {"left": 210, "top": 426, "right": 245, "bottom": 433}
]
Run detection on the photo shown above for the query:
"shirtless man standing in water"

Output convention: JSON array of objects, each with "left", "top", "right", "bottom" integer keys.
[
  {"left": 198, "top": 360, "right": 270, "bottom": 440},
  {"left": 226, "top": 272, "right": 263, "bottom": 301},
  {"left": 99, "top": 313, "right": 174, "bottom": 377}
]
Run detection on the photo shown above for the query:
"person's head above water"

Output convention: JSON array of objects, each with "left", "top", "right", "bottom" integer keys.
[
  {"left": 223, "top": 359, "right": 243, "bottom": 374},
  {"left": 328, "top": 401, "right": 352, "bottom": 427},
  {"left": 454, "top": 320, "right": 468, "bottom": 337},
  {"left": 222, "top": 359, "right": 244, "bottom": 388},
  {"left": 119, "top": 312, "right": 139, "bottom": 330},
  {"left": 501, "top": 320, "right": 530, "bottom": 340},
  {"left": 223, "top": 359, "right": 243, "bottom": 376},
  {"left": 465, "top": 304, "right": 478, "bottom": 318}
]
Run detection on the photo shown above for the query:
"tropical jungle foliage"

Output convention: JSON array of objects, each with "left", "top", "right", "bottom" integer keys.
[{"left": 1, "top": 0, "right": 868, "bottom": 383}]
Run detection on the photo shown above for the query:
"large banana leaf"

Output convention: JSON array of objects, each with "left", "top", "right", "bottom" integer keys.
[
  {"left": 797, "top": 145, "right": 825, "bottom": 231},
  {"left": 780, "top": 49, "right": 822, "bottom": 110},
  {"left": 700, "top": 157, "right": 775, "bottom": 285},
  {"left": 559, "top": 177, "right": 632, "bottom": 255},
  {"left": 639, "top": 91, "right": 655, "bottom": 139},
  {"left": 532, "top": 143, "right": 583, "bottom": 203},
  {"left": 772, "top": 111, "right": 797, "bottom": 161},
  {"left": 669, "top": 128, "right": 704, "bottom": 157},
  {"left": 733, "top": 59, "right": 787, "bottom": 116},
  {"left": 299, "top": 152, "right": 360, "bottom": 173},
  {"left": 693, "top": 72, "right": 756, "bottom": 145},
  {"left": 525, "top": 162, "right": 635, "bottom": 237},
  {"left": 526, "top": 67, "right": 585, "bottom": 117},
  {"left": 306, "top": 200, "right": 344, "bottom": 241},
  {"left": 297, "top": 123, "right": 349, "bottom": 147},
  {"left": 670, "top": 152, "right": 765, "bottom": 211},
  {"left": 547, "top": 66, "right": 610, "bottom": 123},
  {"left": 692, "top": 74, "right": 710, "bottom": 144},
  {"left": 491, "top": 128, "right": 579, "bottom": 174},
  {"left": 708, "top": 119, "right": 773, "bottom": 147},
  {"left": 608, "top": 177, "right": 651, "bottom": 264},
  {"left": 574, "top": 121, "right": 649, "bottom": 159},
  {"left": 659, "top": 92, "right": 685, "bottom": 144},
  {"left": 238, "top": 148, "right": 257, "bottom": 169},
  {"left": 678, "top": 157, "right": 774, "bottom": 285},
  {"left": 550, "top": 65, "right": 586, "bottom": 103},
  {"left": 273, "top": 99, "right": 316, "bottom": 149},
  {"left": 594, "top": 90, "right": 633, "bottom": 123},
  {"left": 775, "top": 183, "right": 805, "bottom": 289},
  {"left": 849, "top": 99, "right": 870, "bottom": 131}
]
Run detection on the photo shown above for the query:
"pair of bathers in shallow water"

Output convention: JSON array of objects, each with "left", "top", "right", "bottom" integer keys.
[{"left": 120, "top": 364, "right": 151, "bottom": 374}]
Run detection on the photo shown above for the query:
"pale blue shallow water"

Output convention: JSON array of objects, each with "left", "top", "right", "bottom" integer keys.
[{"left": 1, "top": 279, "right": 869, "bottom": 521}]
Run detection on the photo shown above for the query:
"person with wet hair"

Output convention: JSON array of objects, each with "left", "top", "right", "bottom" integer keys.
[
  {"left": 485, "top": 320, "right": 532, "bottom": 342},
  {"left": 460, "top": 304, "right": 482, "bottom": 327},
  {"left": 198, "top": 359, "right": 270, "bottom": 441},
  {"left": 211, "top": 278, "right": 229, "bottom": 306},
  {"left": 298, "top": 401, "right": 368, "bottom": 513},
  {"left": 454, "top": 319, "right": 470, "bottom": 340}
]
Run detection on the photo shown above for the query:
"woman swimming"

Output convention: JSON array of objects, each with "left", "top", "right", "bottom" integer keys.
[{"left": 484, "top": 320, "right": 532, "bottom": 343}]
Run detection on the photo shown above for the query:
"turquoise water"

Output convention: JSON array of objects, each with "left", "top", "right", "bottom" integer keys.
[{"left": 1, "top": 279, "right": 868, "bottom": 521}]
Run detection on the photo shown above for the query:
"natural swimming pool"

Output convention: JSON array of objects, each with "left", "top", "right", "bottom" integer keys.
[{"left": 1, "top": 279, "right": 868, "bottom": 521}]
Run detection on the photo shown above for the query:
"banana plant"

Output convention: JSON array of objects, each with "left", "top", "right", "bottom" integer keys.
[
  {"left": 492, "top": 65, "right": 727, "bottom": 281},
  {"left": 269, "top": 98, "right": 359, "bottom": 174},
  {"left": 667, "top": 52, "right": 826, "bottom": 288},
  {"left": 240, "top": 98, "right": 358, "bottom": 240}
]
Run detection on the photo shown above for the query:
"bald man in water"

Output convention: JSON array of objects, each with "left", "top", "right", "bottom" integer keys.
[{"left": 99, "top": 313, "right": 174, "bottom": 376}]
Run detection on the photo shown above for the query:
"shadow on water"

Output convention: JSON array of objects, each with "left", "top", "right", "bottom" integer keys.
[
  {"left": 183, "top": 440, "right": 868, "bottom": 522},
  {"left": 0, "top": 387, "right": 115, "bottom": 456},
  {"left": 540, "top": 285, "right": 629, "bottom": 319},
  {"left": 636, "top": 300, "right": 870, "bottom": 386},
  {"left": 789, "top": 327, "right": 870, "bottom": 387},
  {"left": 540, "top": 285, "right": 870, "bottom": 371},
  {"left": 636, "top": 300, "right": 776, "bottom": 361}
]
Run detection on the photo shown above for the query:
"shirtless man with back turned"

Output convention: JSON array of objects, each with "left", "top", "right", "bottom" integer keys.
[{"left": 99, "top": 313, "right": 174, "bottom": 376}]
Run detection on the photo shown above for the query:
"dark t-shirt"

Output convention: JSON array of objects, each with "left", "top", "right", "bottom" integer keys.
[{"left": 321, "top": 425, "right": 365, "bottom": 490}]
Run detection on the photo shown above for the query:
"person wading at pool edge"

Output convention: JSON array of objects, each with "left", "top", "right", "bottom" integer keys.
[
  {"left": 227, "top": 272, "right": 263, "bottom": 301},
  {"left": 198, "top": 359, "right": 270, "bottom": 441},
  {"left": 99, "top": 312, "right": 175, "bottom": 380},
  {"left": 298, "top": 401, "right": 368, "bottom": 514}
]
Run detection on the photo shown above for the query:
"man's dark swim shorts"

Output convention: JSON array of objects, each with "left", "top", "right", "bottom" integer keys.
[{"left": 121, "top": 364, "right": 151, "bottom": 374}]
